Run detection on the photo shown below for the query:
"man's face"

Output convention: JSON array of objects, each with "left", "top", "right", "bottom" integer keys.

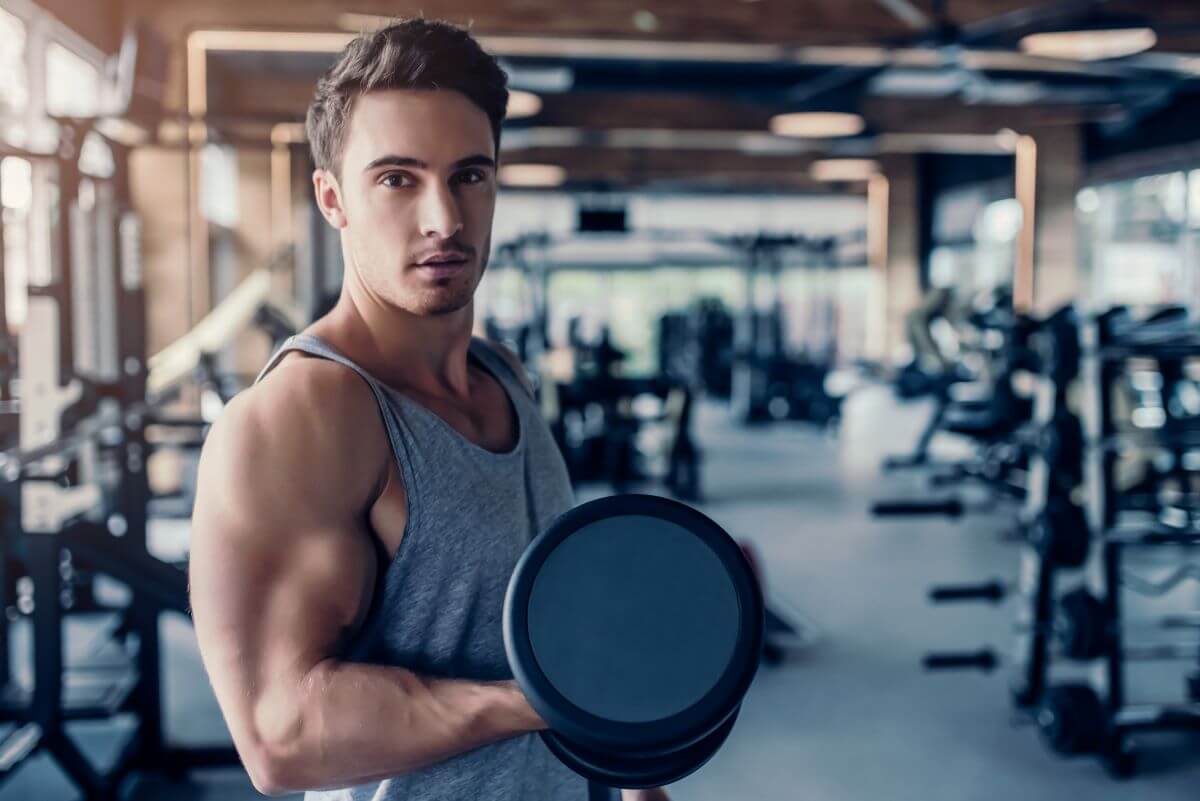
[{"left": 317, "top": 89, "right": 497, "bottom": 317}]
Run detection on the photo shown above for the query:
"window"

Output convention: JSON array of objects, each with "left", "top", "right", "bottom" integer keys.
[
  {"left": 481, "top": 192, "right": 872, "bottom": 369},
  {"left": 1078, "top": 170, "right": 1195, "bottom": 308},
  {"left": 45, "top": 41, "right": 101, "bottom": 118},
  {"left": 0, "top": 8, "right": 28, "bottom": 119},
  {"left": 1, "top": 156, "right": 33, "bottom": 329}
]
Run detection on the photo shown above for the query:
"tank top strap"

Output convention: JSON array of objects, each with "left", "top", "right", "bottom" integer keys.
[
  {"left": 255, "top": 334, "right": 424, "bottom": 535},
  {"left": 469, "top": 337, "right": 535, "bottom": 401}
]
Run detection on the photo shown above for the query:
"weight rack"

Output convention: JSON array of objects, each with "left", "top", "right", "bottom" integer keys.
[{"left": 0, "top": 119, "right": 239, "bottom": 798}]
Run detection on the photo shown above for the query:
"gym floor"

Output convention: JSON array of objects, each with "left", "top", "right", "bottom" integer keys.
[{"left": 4, "top": 387, "right": 1198, "bottom": 801}]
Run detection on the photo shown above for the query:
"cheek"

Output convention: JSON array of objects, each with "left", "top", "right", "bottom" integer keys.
[
  {"left": 360, "top": 193, "right": 416, "bottom": 243},
  {"left": 464, "top": 191, "right": 496, "bottom": 232}
]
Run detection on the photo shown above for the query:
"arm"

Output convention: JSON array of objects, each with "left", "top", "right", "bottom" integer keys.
[{"left": 189, "top": 365, "right": 544, "bottom": 796}]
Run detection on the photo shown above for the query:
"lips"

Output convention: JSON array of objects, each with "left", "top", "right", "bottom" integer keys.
[
  {"left": 417, "top": 251, "right": 469, "bottom": 266},
  {"left": 415, "top": 257, "right": 468, "bottom": 279}
]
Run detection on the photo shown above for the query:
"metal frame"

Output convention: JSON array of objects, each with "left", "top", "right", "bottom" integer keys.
[{"left": 0, "top": 118, "right": 239, "bottom": 797}]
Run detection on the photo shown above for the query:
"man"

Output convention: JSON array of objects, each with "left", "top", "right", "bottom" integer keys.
[{"left": 189, "top": 19, "right": 671, "bottom": 801}]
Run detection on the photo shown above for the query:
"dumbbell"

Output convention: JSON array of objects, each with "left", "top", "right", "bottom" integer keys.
[
  {"left": 1026, "top": 497, "right": 1090, "bottom": 569},
  {"left": 871, "top": 498, "right": 966, "bottom": 518},
  {"left": 925, "top": 640, "right": 1200, "bottom": 676},
  {"left": 504, "top": 494, "right": 764, "bottom": 789},
  {"left": 1031, "top": 588, "right": 1200, "bottom": 662},
  {"left": 1035, "top": 682, "right": 1143, "bottom": 778},
  {"left": 1033, "top": 412, "right": 1083, "bottom": 482},
  {"left": 1036, "top": 683, "right": 1108, "bottom": 755},
  {"left": 928, "top": 582, "right": 1200, "bottom": 662}
]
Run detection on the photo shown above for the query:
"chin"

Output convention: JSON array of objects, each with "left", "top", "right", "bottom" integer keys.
[{"left": 402, "top": 288, "right": 475, "bottom": 317}]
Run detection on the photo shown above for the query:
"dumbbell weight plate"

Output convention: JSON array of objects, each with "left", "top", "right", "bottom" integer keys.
[
  {"left": 504, "top": 494, "right": 763, "bottom": 762},
  {"left": 541, "top": 707, "right": 739, "bottom": 789},
  {"left": 1029, "top": 498, "right": 1090, "bottom": 569},
  {"left": 1056, "top": 588, "right": 1107, "bottom": 661},
  {"left": 1037, "top": 683, "right": 1106, "bottom": 755}
]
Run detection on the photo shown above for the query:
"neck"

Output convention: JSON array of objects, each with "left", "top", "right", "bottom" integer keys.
[{"left": 313, "top": 280, "right": 477, "bottom": 399}]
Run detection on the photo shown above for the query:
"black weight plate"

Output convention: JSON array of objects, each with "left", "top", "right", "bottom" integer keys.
[
  {"left": 1037, "top": 683, "right": 1106, "bottom": 755},
  {"left": 505, "top": 494, "right": 763, "bottom": 755},
  {"left": 540, "top": 707, "right": 739, "bottom": 789}
]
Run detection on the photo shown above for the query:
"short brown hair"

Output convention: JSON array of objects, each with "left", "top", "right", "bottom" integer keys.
[{"left": 306, "top": 19, "right": 509, "bottom": 177}]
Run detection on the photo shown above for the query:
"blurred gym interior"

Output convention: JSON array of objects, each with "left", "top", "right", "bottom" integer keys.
[{"left": 1, "top": 0, "right": 1199, "bottom": 798}]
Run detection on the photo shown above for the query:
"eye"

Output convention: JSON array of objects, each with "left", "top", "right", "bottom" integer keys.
[
  {"left": 380, "top": 172, "right": 414, "bottom": 188},
  {"left": 454, "top": 169, "right": 487, "bottom": 186}
]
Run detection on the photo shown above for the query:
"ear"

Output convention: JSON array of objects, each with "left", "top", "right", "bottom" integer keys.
[{"left": 312, "top": 169, "right": 348, "bottom": 229}]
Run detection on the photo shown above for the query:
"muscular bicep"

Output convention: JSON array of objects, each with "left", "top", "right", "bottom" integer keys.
[{"left": 188, "top": 374, "right": 384, "bottom": 756}]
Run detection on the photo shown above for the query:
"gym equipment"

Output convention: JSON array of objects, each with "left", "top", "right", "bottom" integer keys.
[
  {"left": 0, "top": 39, "right": 249, "bottom": 792},
  {"left": 1036, "top": 684, "right": 1109, "bottom": 756},
  {"left": 882, "top": 293, "right": 1037, "bottom": 473},
  {"left": 146, "top": 266, "right": 304, "bottom": 401},
  {"left": 1035, "top": 682, "right": 1200, "bottom": 778},
  {"left": 737, "top": 540, "right": 822, "bottom": 666},
  {"left": 1026, "top": 497, "right": 1091, "bottom": 570},
  {"left": 504, "top": 494, "right": 763, "bottom": 789},
  {"left": 725, "top": 234, "right": 854, "bottom": 428},
  {"left": 914, "top": 303, "right": 1200, "bottom": 777},
  {"left": 928, "top": 583, "right": 1200, "bottom": 663},
  {"left": 549, "top": 326, "right": 703, "bottom": 500}
]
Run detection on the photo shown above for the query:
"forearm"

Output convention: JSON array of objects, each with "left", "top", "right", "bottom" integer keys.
[{"left": 256, "top": 659, "right": 542, "bottom": 793}]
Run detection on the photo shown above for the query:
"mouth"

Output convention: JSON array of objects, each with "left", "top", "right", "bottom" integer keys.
[{"left": 414, "top": 256, "right": 469, "bottom": 277}]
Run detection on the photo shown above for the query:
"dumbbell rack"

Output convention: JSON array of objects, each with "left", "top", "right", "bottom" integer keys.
[
  {"left": 1067, "top": 319, "right": 1200, "bottom": 772},
  {"left": 922, "top": 306, "right": 1200, "bottom": 777},
  {"left": 1010, "top": 308, "right": 1084, "bottom": 709}
]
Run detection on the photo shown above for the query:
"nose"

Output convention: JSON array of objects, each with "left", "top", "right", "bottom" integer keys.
[{"left": 418, "top": 182, "right": 464, "bottom": 240}]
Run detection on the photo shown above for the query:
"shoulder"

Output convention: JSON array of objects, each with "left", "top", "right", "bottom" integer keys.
[
  {"left": 226, "top": 355, "right": 382, "bottom": 442},
  {"left": 199, "top": 355, "right": 390, "bottom": 506},
  {"left": 475, "top": 337, "right": 536, "bottom": 397}
]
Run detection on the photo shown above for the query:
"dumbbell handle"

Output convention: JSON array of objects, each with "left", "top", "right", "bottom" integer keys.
[
  {"left": 872, "top": 498, "right": 964, "bottom": 517},
  {"left": 929, "top": 580, "right": 1009, "bottom": 603},
  {"left": 1013, "top": 614, "right": 1200, "bottom": 635},
  {"left": 922, "top": 649, "right": 999, "bottom": 672}
]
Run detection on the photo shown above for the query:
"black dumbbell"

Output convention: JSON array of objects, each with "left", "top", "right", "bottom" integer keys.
[
  {"left": 504, "top": 494, "right": 764, "bottom": 789},
  {"left": 1037, "top": 683, "right": 1107, "bottom": 755},
  {"left": 1035, "top": 412, "right": 1083, "bottom": 480},
  {"left": 1026, "top": 497, "right": 1090, "bottom": 569},
  {"left": 1029, "top": 588, "right": 1200, "bottom": 662},
  {"left": 928, "top": 584, "right": 1200, "bottom": 663},
  {"left": 1035, "top": 681, "right": 1140, "bottom": 778},
  {"left": 871, "top": 498, "right": 965, "bottom": 518}
]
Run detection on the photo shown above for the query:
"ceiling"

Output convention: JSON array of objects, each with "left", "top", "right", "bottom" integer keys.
[{"left": 90, "top": 0, "right": 1200, "bottom": 191}]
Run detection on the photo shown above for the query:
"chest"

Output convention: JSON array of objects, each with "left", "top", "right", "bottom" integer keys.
[
  {"left": 408, "top": 376, "right": 519, "bottom": 455},
  {"left": 367, "top": 372, "right": 525, "bottom": 562}
]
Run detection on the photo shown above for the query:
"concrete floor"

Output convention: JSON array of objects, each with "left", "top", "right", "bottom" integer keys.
[{"left": 2, "top": 386, "right": 1199, "bottom": 800}]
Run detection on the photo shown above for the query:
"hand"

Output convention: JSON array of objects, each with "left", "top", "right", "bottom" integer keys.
[
  {"left": 499, "top": 680, "right": 547, "bottom": 732},
  {"left": 621, "top": 788, "right": 672, "bottom": 801}
]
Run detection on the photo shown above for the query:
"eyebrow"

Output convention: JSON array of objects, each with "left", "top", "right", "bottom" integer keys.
[{"left": 362, "top": 154, "right": 496, "bottom": 173}]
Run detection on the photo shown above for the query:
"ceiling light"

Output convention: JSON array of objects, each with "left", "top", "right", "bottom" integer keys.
[
  {"left": 506, "top": 91, "right": 543, "bottom": 119},
  {"left": 632, "top": 10, "right": 659, "bottom": 33},
  {"left": 499, "top": 164, "right": 566, "bottom": 188},
  {"left": 769, "top": 112, "right": 865, "bottom": 139},
  {"left": 810, "top": 159, "right": 879, "bottom": 182},
  {"left": 1019, "top": 27, "right": 1157, "bottom": 61}
]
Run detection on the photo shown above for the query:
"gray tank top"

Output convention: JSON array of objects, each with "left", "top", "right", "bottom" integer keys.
[{"left": 255, "top": 334, "right": 592, "bottom": 801}]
